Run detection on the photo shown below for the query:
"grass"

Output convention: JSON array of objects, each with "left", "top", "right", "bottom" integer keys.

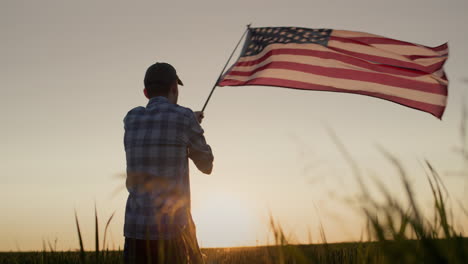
[
  {"left": 2, "top": 147, "right": 466, "bottom": 264},
  {"left": 2, "top": 107, "right": 468, "bottom": 263},
  {"left": 1, "top": 240, "right": 467, "bottom": 264}
]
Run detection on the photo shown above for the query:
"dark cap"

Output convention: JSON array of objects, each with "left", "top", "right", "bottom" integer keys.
[{"left": 144, "top": 62, "right": 183, "bottom": 88}]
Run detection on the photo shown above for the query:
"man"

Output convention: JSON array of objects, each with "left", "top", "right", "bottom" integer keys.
[{"left": 123, "top": 62, "right": 214, "bottom": 264}]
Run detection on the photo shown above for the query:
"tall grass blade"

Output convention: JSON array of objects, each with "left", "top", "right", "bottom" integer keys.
[
  {"left": 74, "top": 209, "right": 86, "bottom": 264},
  {"left": 325, "top": 126, "right": 370, "bottom": 198},
  {"left": 102, "top": 210, "right": 115, "bottom": 251},
  {"left": 47, "top": 239, "right": 54, "bottom": 253},
  {"left": 94, "top": 203, "right": 100, "bottom": 263}
]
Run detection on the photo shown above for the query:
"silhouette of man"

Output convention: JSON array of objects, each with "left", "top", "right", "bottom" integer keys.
[{"left": 123, "top": 62, "right": 214, "bottom": 264}]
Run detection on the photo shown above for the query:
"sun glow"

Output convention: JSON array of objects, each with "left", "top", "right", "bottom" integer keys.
[{"left": 192, "top": 192, "right": 261, "bottom": 248}]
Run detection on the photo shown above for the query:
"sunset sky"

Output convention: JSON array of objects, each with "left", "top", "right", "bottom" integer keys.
[{"left": 1, "top": 0, "right": 468, "bottom": 251}]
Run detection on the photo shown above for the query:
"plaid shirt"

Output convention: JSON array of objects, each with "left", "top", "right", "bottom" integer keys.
[{"left": 123, "top": 96, "right": 213, "bottom": 240}]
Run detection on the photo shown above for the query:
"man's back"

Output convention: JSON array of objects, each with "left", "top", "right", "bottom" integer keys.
[{"left": 123, "top": 96, "right": 213, "bottom": 240}]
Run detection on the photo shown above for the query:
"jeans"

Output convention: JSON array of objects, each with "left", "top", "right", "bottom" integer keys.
[{"left": 123, "top": 220, "right": 204, "bottom": 264}]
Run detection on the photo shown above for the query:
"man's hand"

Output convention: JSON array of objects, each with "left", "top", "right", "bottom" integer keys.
[{"left": 194, "top": 111, "right": 204, "bottom": 124}]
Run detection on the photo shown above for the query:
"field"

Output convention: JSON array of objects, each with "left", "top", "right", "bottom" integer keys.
[
  {"left": 1, "top": 239, "right": 468, "bottom": 264},
  {"left": 2, "top": 148, "right": 467, "bottom": 263},
  {"left": 2, "top": 113, "right": 468, "bottom": 264}
]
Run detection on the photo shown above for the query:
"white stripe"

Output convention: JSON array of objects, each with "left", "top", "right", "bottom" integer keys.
[
  {"left": 332, "top": 30, "right": 448, "bottom": 56},
  {"left": 230, "top": 53, "right": 447, "bottom": 85},
  {"left": 238, "top": 43, "right": 328, "bottom": 62},
  {"left": 225, "top": 68, "right": 446, "bottom": 106},
  {"left": 331, "top": 30, "right": 381, "bottom": 38},
  {"left": 373, "top": 44, "right": 442, "bottom": 57},
  {"left": 239, "top": 41, "right": 445, "bottom": 74},
  {"left": 328, "top": 40, "right": 424, "bottom": 63}
]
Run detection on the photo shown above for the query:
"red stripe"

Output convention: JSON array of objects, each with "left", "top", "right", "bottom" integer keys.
[
  {"left": 406, "top": 54, "right": 448, "bottom": 60},
  {"left": 441, "top": 71, "right": 448, "bottom": 81},
  {"left": 228, "top": 61, "right": 446, "bottom": 95},
  {"left": 425, "top": 60, "right": 447, "bottom": 74},
  {"left": 237, "top": 48, "right": 432, "bottom": 78},
  {"left": 329, "top": 36, "right": 373, "bottom": 45},
  {"left": 335, "top": 36, "right": 418, "bottom": 46},
  {"left": 330, "top": 36, "right": 446, "bottom": 60},
  {"left": 218, "top": 77, "right": 445, "bottom": 119},
  {"left": 432, "top": 43, "right": 449, "bottom": 52},
  {"left": 332, "top": 36, "right": 448, "bottom": 53},
  {"left": 327, "top": 45, "right": 446, "bottom": 73}
]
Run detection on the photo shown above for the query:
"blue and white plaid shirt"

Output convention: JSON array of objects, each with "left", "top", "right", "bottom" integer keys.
[{"left": 123, "top": 96, "right": 213, "bottom": 240}]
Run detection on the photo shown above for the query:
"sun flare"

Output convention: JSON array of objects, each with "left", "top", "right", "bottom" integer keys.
[{"left": 192, "top": 192, "right": 260, "bottom": 248}]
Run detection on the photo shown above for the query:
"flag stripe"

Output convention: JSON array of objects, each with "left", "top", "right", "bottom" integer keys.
[
  {"left": 232, "top": 53, "right": 447, "bottom": 86},
  {"left": 222, "top": 68, "right": 446, "bottom": 106},
  {"left": 330, "top": 36, "right": 443, "bottom": 57},
  {"left": 373, "top": 44, "right": 447, "bottom": 57},
  {"left": 432, "top": 43, "right": 449, "bottom": 52},
  {"left": 328, "top": 39, "right": 447, "bottom": 67},
  {"left": 228, "top": 61, "right": 446, "bottom": 95},
  {"left": 332, "top": 30, "right": 448, "bottom": 54},
  {"left": 330, "top": 30, "right": 381, "bottom": 38},
  {"left": 235, "top": 45, "right": 446, "bottom": 82},
  {"left": 434, "top": 69, "right": 448, "bottom": 81},
  {"left": 219, "top": 77, "right": 445, "bottom": 118},
  {"left": 327, "top": 45, "right": 445, "bottom": 73},
  {"left": 405, "top": 54, "right": 448, "bottom": 60},
  {"left": 238, "top": 42, "right": 446, "bottom": 74}
]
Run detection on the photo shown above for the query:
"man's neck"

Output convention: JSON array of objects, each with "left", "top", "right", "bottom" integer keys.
[{"left": 150, "top": 95, "right": 177, "bottom": 104}]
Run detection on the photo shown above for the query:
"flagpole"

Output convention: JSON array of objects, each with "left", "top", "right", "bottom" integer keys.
[{"left": 201, "top": 24, "right": 250, "bottom": 112}]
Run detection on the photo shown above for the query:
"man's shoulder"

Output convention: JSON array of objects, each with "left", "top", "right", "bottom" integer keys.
[
  {"left": 123, "top": 103, "right": 194, "bottom": 122},
  {"left": 124, "top": 106, "right": 145, "bottom": 116},
  {"left": 171, "top": 104, "right": 194, "bottom": 118},
  {"left": 126, "top": 106, "right": 146, "bottom": 115},
  {"left": 123, "top": 106, "right": 145, "bottom": 124}
]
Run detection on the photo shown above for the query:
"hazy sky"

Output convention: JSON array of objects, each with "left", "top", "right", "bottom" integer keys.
[{"left": 1, "top": 0, "right": 468, "bottom": 251}]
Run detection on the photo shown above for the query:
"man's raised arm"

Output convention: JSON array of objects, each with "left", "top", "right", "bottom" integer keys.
[{"left": 187, "top": 112, "right": 214, "bottom": 174}]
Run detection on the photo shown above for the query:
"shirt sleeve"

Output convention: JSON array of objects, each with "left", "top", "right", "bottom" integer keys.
[
  {"left": 123, "top": 107, "right": 145, "bottom": 150},
  {"left": 186, "top": 113, "right": 214, "bottom": 174}
]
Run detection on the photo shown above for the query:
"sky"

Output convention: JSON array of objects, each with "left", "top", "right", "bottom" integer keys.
[{"left": 1, "top": 0, "right": 468, "bottom": 251}]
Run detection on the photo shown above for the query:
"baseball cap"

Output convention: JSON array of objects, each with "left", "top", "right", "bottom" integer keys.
[{"left": 144, "top": 62, "right": 183, "bottom": 88}]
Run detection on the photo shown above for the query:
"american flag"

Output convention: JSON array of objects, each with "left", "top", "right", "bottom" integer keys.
[{"left": 217, "top": 27, "right": 448, "bottom": 119}]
